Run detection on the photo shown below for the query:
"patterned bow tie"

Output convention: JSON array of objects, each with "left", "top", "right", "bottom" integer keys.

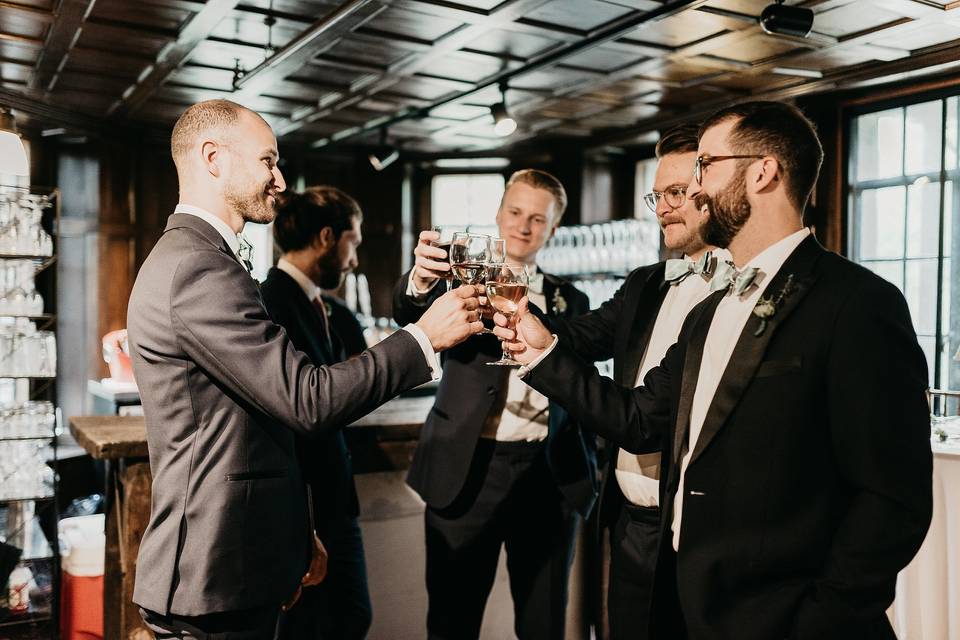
[
  {"left": 237, "top": 234, "right": 254, "bottom": 273},
  {"left": 709, "top": 261, "right": 762, "bottom": 298},
  {"left": 527, "top": 270, "right": 544, "bottom": 295},
  {"left": 664, "top": 251, "right": 717, "bottom": 285}
]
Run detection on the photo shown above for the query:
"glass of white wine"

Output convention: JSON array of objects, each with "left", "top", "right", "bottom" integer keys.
[
  {"left": 485, "top": 262, "right": 528, "bottom": 367},
  {"left": 449, "top": 232, "right": 491, "bottom": 285}
]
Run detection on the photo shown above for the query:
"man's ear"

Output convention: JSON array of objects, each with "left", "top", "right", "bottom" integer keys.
[
  {"left": 201, "top": 140, "right": 220, "bottom": 177},
  {"left": 752, "top": 156, "right": 780, "bottom": 194},
  {"left": 314, "top": 227, "right": 336, "bottom": 252}
]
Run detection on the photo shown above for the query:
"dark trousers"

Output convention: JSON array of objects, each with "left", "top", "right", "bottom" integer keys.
[
  {"left": 424, "top": 439, "right": 578, "bottom": 640},
  {"left": 140, "top": 606, "right": 280, "bottom": 640},
  {"left": 277, "top": 516, "right": 372, "bottom": 640},
  {"left": 608, "top": 501, "right": 660, "bottom": 640}
]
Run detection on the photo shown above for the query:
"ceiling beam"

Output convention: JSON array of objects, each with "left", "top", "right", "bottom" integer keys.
[
  {"left": 232, "top": 0, "right": 389, "bottom": 98},
  {"left": 30, "top": 0, "right": 97, "bottom": 93},
  {"left": 109, "top": 0, "right": 241, "bottom": 116}
]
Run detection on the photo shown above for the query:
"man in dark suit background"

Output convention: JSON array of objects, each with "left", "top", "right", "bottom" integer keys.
[
  {"left": 393, "top": 169, "right": 595, "bottom": 640},
  {"left": 260, "top": 186, "right": 373, "bottom": 639},
  {"left": 539, "top": 123, "right": 724, "bottom": 640},
  {"left": 128, "top": 99, "right": 484, "bottom": 639},
  {"left": 498, "top": 101, "right": 932, "bottom": 640}
]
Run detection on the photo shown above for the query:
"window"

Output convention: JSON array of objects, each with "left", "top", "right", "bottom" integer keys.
[
  {"left": 849, "top": 96, "right": 959, "bottom": 389},
  {"left": 243, "top": 221, "right": 274, "bottom": 282},
  {"left": 430, "top": 174, "right": 505, "bottom": 236}
]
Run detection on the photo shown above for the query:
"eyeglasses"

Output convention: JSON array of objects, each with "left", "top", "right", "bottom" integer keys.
[
  {"left": 643, "top": 186, "right": 686, "bottom": 213},
  {"left": 694, "top": 154, "right": 767, "bottom": 185}
]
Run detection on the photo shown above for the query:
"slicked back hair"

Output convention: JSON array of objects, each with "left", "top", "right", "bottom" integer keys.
[
  {"left": 273, "top": 186, "right": 363, "bottom": 253},
  {"left": 700, "top": 101, "right": 823, "bottom": 212},
  {"left": 655, "top": 122, "right": 700, "bottom": 158},
  {"left": 501, "top": 169, "right": 568, "bottom": 224},
  {"left": 170, "top": 99, "right": 264, "bottom": 170}
]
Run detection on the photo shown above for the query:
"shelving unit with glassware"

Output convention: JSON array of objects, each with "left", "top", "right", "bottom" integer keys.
[
  {"left": 538, "top": 218, "right": 661, "bottom": 377},
  {"left": 0, "top": 186, "right": 60, "bottom": 638}
]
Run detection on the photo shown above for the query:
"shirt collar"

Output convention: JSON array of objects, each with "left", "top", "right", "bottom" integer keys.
[
  {"left": 277, "top": 258, "right": 321, "bottom": 301},
  {"left": 175, "top": 203, "right": 241, "bottom": 256},
  {"left": 742, "top": 227, "right": 811, "bottom": 279}
]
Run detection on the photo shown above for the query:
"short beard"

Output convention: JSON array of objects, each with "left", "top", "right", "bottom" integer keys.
[
  {"left": 316, "top": 244, "right": 346, "bottom": 290},
  {"left": 695, "top": 170, "right": 751, "bottom": 248},
  {"left": 224, "top": 177, "right": 275, "bottom": 225}
]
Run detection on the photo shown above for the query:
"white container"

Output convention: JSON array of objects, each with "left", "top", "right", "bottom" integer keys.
[{"left": 58, "top": 513, "right": 105, "bottom": 577}]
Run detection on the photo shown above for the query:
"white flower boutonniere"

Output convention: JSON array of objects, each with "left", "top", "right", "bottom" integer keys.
[
  {"left": 752, "top": 274, "right": 796, "bottom": 337},
  {"left": 551, "top": 289, "right": 567, "bottom": 315}
]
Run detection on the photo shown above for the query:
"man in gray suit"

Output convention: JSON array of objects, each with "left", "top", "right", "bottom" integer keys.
[{"left": 128, "top": 99, "right": 483, "bottom": 639}]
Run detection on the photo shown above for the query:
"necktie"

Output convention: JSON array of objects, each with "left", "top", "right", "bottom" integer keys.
[
  {"left": 664, "top": 250, "right": 716, "bottom": 285},
  {"left": 709, "top": 261, "right": 762, "bottom": 298},
  {"left": 236, "top": 234, "right": 254, "bottom": 273},
  {"left": 312, "top": 295, "right": 333, "bottom": 350}
]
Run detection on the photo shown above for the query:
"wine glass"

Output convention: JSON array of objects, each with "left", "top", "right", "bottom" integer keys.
[
  {"left": 449, "top": 232, "right": 491, "bottom": 286},
  {"left": 485, "top": 263, "right": 529, "bottom": 367}
]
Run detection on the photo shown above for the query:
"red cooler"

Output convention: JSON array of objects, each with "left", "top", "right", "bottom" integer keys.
[{"left": 59, "top": 514, "right": 105, "bottom": 640}]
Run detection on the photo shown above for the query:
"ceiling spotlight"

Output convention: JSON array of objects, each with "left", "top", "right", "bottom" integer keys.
[
  {"left": 491, "top": 82, "right": 517, "bottom": 137},
  {"left": 0, "top": 108, "right": 29, "bottom": 177},
  {"left": 760, "top": 0, "right": 814, "bottom": 38},
  {"left": 368, "top": 128, "right": 399, "bottom": 171}
]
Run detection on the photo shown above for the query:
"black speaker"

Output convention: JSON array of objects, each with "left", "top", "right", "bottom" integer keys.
[{"left": 759, "top": 2, "right": 814, "bottom": 38}]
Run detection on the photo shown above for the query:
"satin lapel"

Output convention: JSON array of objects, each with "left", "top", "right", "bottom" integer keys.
[
  {"left": 689, "top": 236, "right": 823, "bottom": 465},
  {"left": 621, "top": 264, "right": 669, "bottom": 386},
  {"left": 672, "top": 291, "right": 724, "bottom": 465}
]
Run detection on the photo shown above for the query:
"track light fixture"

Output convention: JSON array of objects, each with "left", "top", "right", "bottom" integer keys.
[
  {"left": 491, "top": 83, "right": 517, "bottom": 138},
  {"left": 759, "top": 0, "right": 814, "bottom": 38},
  {"left": 368, "top": 128, "right": 399, "bottom": 171},
  {"left": 0, "top": 108, "right": 29, "bottom": 177}
]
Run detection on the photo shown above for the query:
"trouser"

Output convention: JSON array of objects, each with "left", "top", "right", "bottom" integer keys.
[{"left": 424, "top": 439, "right": 578, "bottom": 640}]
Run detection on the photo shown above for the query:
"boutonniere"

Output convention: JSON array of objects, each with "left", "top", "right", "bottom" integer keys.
[
  {"left": 752, "top": 274, "right": 796, "bottom": 337},
  {"left": 551, "top": 289, "right": 567, "bottom": 315},
  {"left": 324, "top": 301, "right": 334, "bottom": 318}
]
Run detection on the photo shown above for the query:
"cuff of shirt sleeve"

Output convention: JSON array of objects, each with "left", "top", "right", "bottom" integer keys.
[
  {"left": 401, "top": 324, "right": 441, "bottom": 381},
  {"left": 405, "top": 270, "right": 439, "bottom": 305},
  {"left": 518, "top": 335, "right": 559, "bottom": 377}
]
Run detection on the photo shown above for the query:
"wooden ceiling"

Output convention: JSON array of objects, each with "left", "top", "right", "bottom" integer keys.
[{"left": 2, "top": 0, "right": 960, "bottom": 153}]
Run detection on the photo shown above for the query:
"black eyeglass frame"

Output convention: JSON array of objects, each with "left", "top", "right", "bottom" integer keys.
[{"left": 694, "top": 154, "right": 768, "bottom": 185}]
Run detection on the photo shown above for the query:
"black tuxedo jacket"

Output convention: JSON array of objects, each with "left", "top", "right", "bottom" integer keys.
[
  {"left": 542, "top": 261, "right": 669, "bottom": 528},
  {"left": 524, "top": 236, "right": 933, "bottom": 640},
  {"left": 393, "top": 272, "right": 598, "bottom": 516},
  {"left": 260, "top": 267, "right": 360, "bottom": 534}
]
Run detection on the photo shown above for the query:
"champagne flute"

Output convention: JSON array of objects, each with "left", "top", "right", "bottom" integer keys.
[
  {"left": 485, "top": 263, "right": 529, "bottom": 367},
  {"left": 449, "top": 232, "right": 491, "bottom": 285}
]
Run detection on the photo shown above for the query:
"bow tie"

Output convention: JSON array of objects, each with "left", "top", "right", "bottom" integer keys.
[
  {"left": 664, "top": 251, "right": 717, "bottom": 285},
  {"left": 527, "top": 270, "right": 544, "bottom": 295},
  {"left": 237, "top": 234, "right": 254, "bottom": 273},
  {"left": 709, "top": 261, "right": 762, "bottom": 298}
]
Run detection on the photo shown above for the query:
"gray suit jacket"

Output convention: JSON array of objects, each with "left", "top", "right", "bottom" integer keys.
[{"left": 128, "top": 213, "right": 431, "bottom": 616}]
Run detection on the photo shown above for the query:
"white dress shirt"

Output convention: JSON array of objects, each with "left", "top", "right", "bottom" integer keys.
[
  {"left": 277, "top": 258, "right": 321, "bottom": 301},
  {"left": 616, "top": 249, "right": 731, "bottom": 508},
  {"left": 176, "top": 203, "right": 241, "bottom": 257},
  {"left": 671, "top": 227, "right": 810, "bottom": 551}
]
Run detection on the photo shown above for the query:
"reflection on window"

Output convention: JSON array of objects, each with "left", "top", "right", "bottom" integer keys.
[
  {"left": 431, "top": 174, "right": 505, "bottom": 233},
  {"left": 849, "top": 96, "right": 959, "bottom": 389}
]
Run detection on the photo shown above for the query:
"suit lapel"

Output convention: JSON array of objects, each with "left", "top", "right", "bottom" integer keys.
[
  {"left": 672, "top": 291, "right": 724, "bottom": 465},
  {"left": 620, "top": 264, "right": 669, "bottom": 387},
  {"left": 688, "top": 235, "right": 824, "bottom": 464}
]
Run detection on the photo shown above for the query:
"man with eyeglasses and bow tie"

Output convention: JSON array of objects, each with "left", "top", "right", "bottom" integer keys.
[
  {"left": 513, "top": 123, "right": 723, "bottom": 640},
  {"left": 496, "top": 101, "right": 932, "bottom": 640}
]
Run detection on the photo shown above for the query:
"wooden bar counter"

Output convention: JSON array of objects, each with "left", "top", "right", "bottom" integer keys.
[{"left": 69, "top": 395, "right": 433, "bottom": 640}]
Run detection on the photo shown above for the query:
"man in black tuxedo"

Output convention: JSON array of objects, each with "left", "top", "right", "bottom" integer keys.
[
  {"left": 393, "top": 170, "right": 595, "bottom": 640},
  {"left": 539, "top": 123, "right": 724, "bottom": 640},
  {"left": 497, "top": 101, "right": 933, "bottom": 640},
  {"left": 260, "top": 186, "right": 372, "bottom": 639}
]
